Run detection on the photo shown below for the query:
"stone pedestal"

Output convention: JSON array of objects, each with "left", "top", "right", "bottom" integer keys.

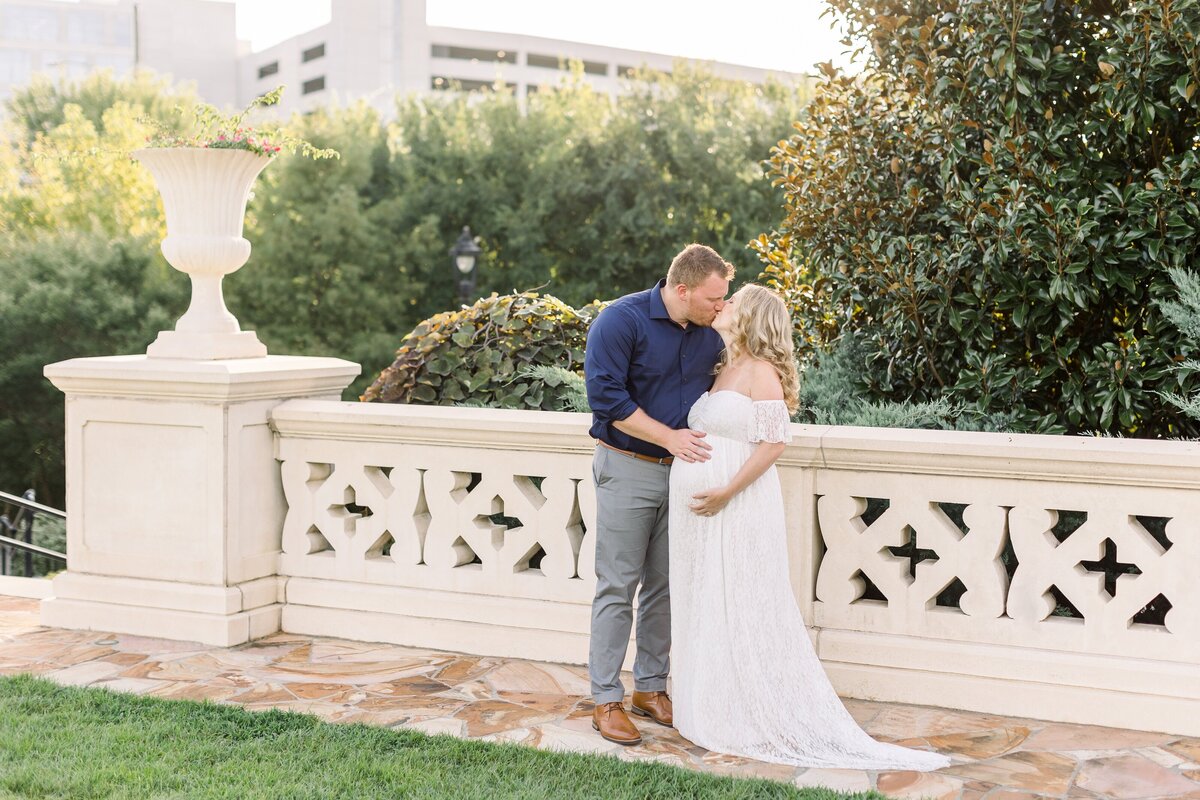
[{"left": 41, "top": 354, "right": 360, "bottom": 646}]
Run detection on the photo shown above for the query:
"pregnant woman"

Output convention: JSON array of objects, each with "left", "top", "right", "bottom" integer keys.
[{"left": 668, "top": 283, "right": 949, "bottom": 771}]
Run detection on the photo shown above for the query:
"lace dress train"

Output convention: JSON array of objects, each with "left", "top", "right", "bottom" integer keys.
[{"left": 668, "top": 391, "right": 949, "bottom": 771}]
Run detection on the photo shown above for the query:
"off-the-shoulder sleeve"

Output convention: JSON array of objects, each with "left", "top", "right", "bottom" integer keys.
[{"left": 748, "top": 400, "right": 793, "bottom": 444}]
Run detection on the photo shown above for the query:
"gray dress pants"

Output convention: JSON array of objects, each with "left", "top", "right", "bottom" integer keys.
[{"left": 588, "top": 445, "right": 671, "bottom": 704}]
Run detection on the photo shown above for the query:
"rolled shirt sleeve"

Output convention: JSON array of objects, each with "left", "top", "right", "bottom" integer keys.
[
  {"left": 582, "top": 280, "right": 723, "bottom": 458},
  {"left": 585, "top": 306, "right": 639, "bottom": 424}
]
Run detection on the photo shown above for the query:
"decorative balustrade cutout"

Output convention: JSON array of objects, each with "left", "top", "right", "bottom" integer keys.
[
  {"left": 813, "top": 471, "right": 1200, "bottom": 663},
  {"left": 279, "top": 447, "right": 595, "bottom": 602}
]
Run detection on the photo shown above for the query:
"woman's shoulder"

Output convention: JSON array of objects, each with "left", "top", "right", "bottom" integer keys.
[{"left": 746, "top": 358, "right": 784, "bottom": 401}]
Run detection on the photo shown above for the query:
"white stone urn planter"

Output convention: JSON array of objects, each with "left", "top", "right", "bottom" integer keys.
[{"left": 134, "top": 147, "right": 271, "bottom": 359}]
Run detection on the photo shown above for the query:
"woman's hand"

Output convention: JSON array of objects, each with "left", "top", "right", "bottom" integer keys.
[{"left": 689, "top": 487, "right": 733, "bottom": 517}]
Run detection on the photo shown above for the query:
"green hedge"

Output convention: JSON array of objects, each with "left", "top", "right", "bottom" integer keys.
[{"left": 0, "top": 232, "right": 185, "bottom": 505}]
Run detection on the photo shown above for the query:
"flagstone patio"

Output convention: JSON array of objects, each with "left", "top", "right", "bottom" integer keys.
[{"left": 2, "top": 594, "right": 1198, "bottom": 799}]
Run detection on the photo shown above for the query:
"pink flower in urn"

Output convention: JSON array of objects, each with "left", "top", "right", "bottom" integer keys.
[{"left": 135, "top": 86, "right": 336, "bottom": 160}]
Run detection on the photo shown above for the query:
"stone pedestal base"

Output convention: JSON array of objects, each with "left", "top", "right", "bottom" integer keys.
[
  {"left": 43, "top": 573, "right": 282, "bottom": 647},
  {"left": 41, "top": 354, "right": 360, "bottom": 646},
  {"left": 147, "top": 330, "right": 268, "bottom": 360}
]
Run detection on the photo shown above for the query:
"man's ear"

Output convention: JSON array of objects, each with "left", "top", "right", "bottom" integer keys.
[{"left": 674, "top": 282, "right": 690, "bottom": 301}]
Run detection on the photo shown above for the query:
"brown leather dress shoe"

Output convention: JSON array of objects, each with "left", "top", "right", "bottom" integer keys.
[
  {"left": 630, "top": 690, "right": 673, "bottom": 727},
  {"left": 592, "top": 701, "right": 642, "bottom": 745}
]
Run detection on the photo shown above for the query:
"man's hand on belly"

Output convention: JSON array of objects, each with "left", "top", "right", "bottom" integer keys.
[
  {"left": 612, "top": 408, "right": 711, "bottom": 462},
  {"left": 662, "top": 428, "right": 712, "bottom": 463}
]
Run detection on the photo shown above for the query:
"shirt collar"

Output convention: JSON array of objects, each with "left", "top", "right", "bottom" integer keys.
[{"left": 649, "top": 279, "right": 671, "bottom": 320}]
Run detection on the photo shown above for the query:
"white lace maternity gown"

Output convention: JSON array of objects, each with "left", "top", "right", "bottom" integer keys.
[{"left": 668, "top": 390, "right": 950, "bottom": 771}]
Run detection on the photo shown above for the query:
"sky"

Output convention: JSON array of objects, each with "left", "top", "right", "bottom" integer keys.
[{"left": 228, "top": 1, "right": 851, "bottom": 74}]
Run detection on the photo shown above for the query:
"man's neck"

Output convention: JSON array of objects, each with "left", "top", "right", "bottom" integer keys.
[{"left": 660, "top": 285, "right": 690, "bottom": 328}]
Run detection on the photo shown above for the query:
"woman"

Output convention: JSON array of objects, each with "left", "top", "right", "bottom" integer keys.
[{"left": 668, "top": 284, "right": 950, "bottom": 771}]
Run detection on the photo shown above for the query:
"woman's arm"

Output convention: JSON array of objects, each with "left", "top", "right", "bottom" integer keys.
[
  {"left": 688, "top": 361, "right": 787, "bottom": 516},
  {"left": 688, "top": 440, "right": 785, "bottom": 515}
]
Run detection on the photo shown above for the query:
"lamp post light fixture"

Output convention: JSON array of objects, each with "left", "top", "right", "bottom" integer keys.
[{"left": 450, "top": 226, "right": 482, "bottom": 305}]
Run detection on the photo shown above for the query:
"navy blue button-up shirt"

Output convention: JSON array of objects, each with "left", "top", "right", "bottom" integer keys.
[{"left": 584, "top": 280, "right": 725, "bottom": 459}]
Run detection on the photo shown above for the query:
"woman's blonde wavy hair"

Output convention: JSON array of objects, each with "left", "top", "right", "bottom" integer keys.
[{"left": 715, "top": 284, "right": 800, "bottom": 413}]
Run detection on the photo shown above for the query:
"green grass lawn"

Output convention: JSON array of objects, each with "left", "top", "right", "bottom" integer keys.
[{"left": 0, "top": 675, "right": 878, "bottom": 800}]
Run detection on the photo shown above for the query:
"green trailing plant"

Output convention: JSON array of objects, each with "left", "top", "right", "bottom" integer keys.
[
  {"left": 140, "top": 85, "right": 339, "bottom": 159},
  {"left": 362, "top": 292, "right": 604, "bottom": 410},
  {"left": 753, "top": 0, "right": 1200, "bottom": 438}
]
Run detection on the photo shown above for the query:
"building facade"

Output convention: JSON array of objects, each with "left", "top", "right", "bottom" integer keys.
[
  {"left": 2, "top": 0, "right": 804, "bottom": 113},
  {"left": 239, "top": 0, "right": 806, "bottom": 117},
  {"left": 0, "top": 0, "right": 239, "bottom": 105}
]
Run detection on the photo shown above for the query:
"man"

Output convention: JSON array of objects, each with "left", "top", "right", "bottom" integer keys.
[{"left": 583, "top": 243, "right": 733, "bottom": 745}]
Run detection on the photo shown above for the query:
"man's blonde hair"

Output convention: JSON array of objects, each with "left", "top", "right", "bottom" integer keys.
[{"left": 666, "top": 243, "right": 735, "bottom": 289}]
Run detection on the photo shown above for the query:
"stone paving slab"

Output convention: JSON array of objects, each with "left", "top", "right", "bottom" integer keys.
[{"left": 3, "top": 594, "right": 1200, "bottom": 798}]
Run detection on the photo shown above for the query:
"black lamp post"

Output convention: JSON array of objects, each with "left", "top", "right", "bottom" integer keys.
[{"left": 450, "top": 226, "right": 482, "bottom": 305}]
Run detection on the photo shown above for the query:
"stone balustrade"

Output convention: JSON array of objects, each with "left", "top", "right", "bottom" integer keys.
[
  {"left": 38, "top": 350, "right": 1200, "bottom": 737},
  {"left": 273, "top": 401, "right": 1200, "bottom": 736}
]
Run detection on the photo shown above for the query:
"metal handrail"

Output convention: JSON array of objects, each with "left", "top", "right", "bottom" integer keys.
[
  {"left": 0, "top": 490, "right": 66, "bottom": 520},
  {"left": 0, "top": 489, "right": 67, "bottom": 574},
  {"left": 0, "top": 532, "right": 64, "bottom": 561}
]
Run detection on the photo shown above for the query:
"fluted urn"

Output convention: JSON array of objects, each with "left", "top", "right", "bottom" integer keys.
[{"left": 134, "top": 147, "right": 271, "bottom": 359}]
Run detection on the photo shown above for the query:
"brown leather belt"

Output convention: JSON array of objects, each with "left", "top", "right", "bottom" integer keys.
[{"left": 598, "top": 440, "right": 674, "bottom": 466}]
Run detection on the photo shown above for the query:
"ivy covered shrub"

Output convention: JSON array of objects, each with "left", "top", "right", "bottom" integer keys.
[
  {"left": 753, "top": 0, "right": 1200, "bottom": 437},
  {"left": 362, "top": 292, "right": 601, "bottom": 410}
]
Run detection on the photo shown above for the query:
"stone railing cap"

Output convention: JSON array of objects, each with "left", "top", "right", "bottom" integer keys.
[
  {"left": 44, "top": 355, "right": 361, "bottom": 401},
  {"left": 271, "top": 400, "right": 1200, "bottom": 485}
]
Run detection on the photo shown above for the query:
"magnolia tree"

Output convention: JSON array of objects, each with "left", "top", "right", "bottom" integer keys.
[{"left": 755, "top": 0, "right": 1200, "bottom": 436}]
